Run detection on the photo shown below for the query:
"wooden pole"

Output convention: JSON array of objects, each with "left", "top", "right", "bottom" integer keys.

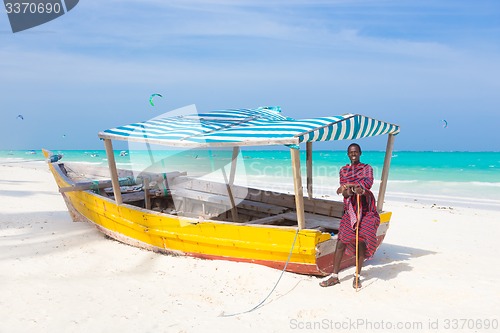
[
  {"left": 221, "top": 167, "right": 238, "bottom": 221},
  {"left": 229, "top": 146, "right": 240, "bottom": 186},
  {"left": 223, "top": 146, "right": 240, "bottom": 221},
  {"left": 290, "top": 148, "right": 305, "bottom": 230},
  {"left": 377, "top": 134, "right": 396, "bottom": 212},
  {"left": 355, "top": 193, "right": 360, "bottom": 291},
  {"left": 306, "top": 142, "right": 313, "bottom": 199},
  {"left": 103, "top": 139, "right": 123, "bottom": 205},
  {"left": 144, "top": 178, "right": 151, "bottom": 210}
]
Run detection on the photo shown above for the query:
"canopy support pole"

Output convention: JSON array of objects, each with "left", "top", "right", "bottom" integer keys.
[
  {"left": 103, "top": 139, "right": 123, "bottom": 205},
  {"left": 221, "top": 146, "right": 240, "bottom": 221},
  {"left": 229, "top": 146, "right": 240, "bottom": 186},
  {"left": 144, "top": 178, "right": 151, "bottom": 210},
  {"left": 221, "top": 168, "right": 238, "bottom": 221},
  {"left": 306, "top": 142, "right": 313, "bottom": 199},
  {"left": 291, "top": 148, "right": 305, "bottom": 230},
  {"left": 377, "top": 134, "right": 396, "bottom": 212},
  {"left": 229, "top": 147, "right": 240, "bottom": 220}
]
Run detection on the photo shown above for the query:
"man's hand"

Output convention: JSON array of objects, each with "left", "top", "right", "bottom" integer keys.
[
  {"left": 351, "top": 185, "right": 365, "bottom": 195},
  {"left": 338, "top": 184, "right": 355, "bottom": 197}
]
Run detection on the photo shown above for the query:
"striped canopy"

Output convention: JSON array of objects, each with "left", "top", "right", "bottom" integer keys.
[{"left": 98, "top": 106, "right": 400, "bottom": 148}]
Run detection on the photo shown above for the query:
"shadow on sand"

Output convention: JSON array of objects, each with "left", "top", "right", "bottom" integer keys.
[
  {"left": 0, "top": 210, "right": 170, "bottom": 276},
  {"left": 360, "top": 243, "right": 438, "bottom": 282},
  {"left": 0, "top": 210, "right": 91, "bottom": 260}
]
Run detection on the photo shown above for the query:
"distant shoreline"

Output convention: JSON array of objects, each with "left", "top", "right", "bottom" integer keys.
[{"left": 2, "top": 158, "right": 499, "bottom": 211}]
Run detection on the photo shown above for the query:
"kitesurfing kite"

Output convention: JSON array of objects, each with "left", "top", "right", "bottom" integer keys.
[
  {"left": 442, "top": 119, "right": 448, "bottom": 128},
  {"left": 16, "top": 114, "right": 24, "bottom": 120},
  {"left": 149, "top": 93, "right": 163, "bottom": 107}
]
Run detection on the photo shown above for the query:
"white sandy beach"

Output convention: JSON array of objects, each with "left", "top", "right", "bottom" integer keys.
[{"left": 1, "top": 161, "right": 499, "bottom": 333}]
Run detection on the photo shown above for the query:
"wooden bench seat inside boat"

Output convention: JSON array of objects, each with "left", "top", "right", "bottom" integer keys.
[
  {"left": 104, "top": 187, "right": 174, "bottom": 205},
  {"left": 246, "top": 212, "right": 340, "bottom": 230},
  {"left": 172, "top": 188, "right": 289, "bottom": 215},
  {"left": 284, "top": 212, "right": 341, "bottom": 230},
  {"left": 172, "top": 177, "right": 345, "bottom": 217},
  {"left": 106, "top": 189, "right": 145, "bottom": 203}
]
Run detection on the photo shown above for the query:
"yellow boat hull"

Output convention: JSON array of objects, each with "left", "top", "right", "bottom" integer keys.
[{"left": 44, "top": 151, "right": 391, "bottom": 276}]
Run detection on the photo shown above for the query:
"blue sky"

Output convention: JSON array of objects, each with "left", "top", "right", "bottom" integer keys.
[{"left": 1, "top": 0, "right": 499, "bottom": 151}]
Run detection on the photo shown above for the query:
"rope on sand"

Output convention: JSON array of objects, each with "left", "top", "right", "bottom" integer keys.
[{"left": 219, "top": 228, "right": 300, "bottom": 317}]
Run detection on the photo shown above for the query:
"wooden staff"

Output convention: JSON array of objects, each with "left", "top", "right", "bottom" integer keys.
[{"left": 355, "top": 193, "right": 360, "bottom": 291}]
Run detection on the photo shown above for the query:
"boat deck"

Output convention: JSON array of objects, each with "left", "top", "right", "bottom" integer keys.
[{"left": 62, "top": 163, "right": 344, "bottom": 232}]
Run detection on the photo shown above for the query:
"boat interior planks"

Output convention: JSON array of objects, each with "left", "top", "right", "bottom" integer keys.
[{"left": 61, "top": 163, "right": 342, "bottom": 231}]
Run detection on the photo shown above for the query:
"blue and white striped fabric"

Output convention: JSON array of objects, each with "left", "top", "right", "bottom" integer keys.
[{"left": 99, "top": 106, "right": 400, "bottom": 148}]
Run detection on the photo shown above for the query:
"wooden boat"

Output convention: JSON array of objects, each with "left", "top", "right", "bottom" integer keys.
[{"left": 44, "top": 106, "right": 399, "bottom": 276}]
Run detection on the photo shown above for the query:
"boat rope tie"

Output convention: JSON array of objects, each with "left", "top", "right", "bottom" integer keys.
[
  {"left": 162, "top": 173, "right": 168, "bottom": 196},
  {"left": 90, "top": 180, "right": 100, "bottom": 193},
  {"left": 219, "top": 228, "right": 300, "bottom": 317}
]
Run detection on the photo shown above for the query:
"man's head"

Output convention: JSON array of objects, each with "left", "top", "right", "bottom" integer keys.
[{"left": 347, "top": 143, "right": 362, "bottom": 164}]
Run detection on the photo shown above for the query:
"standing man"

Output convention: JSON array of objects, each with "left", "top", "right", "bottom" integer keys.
[{"left": 320, "top": 143, "right": 380, "bottom": 288}]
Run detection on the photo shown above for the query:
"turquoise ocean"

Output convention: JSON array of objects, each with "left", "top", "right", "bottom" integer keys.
[{"left": 1, "top": 149, "right": 499, "bottom": 210}]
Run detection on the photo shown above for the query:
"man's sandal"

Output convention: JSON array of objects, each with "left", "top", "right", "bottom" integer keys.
[
  {"left": 319, "top": 276, "right": 340, "bottom": 287},
  {"left": 352, "top": 276, "right": 362, "bottom": 289}
]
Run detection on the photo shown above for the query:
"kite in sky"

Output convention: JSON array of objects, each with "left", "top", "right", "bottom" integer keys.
[
  {"left": 442, "top": 119, "right": 448, "bottom": 128},
  {"left": 16, "top": 114, "right": 24, "bottom": 120},
  {"left": 149, "top": 93, "right": 163, "bottom": 107}
]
